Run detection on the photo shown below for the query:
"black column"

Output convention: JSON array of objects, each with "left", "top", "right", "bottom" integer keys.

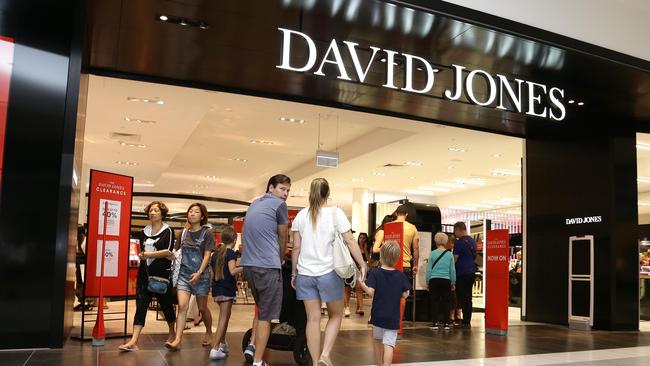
[
  {"left": 525, "top": 110, "right": 639, "bottom": 330},
  {"left": 0, "top": 0, "right": 84, "bottom": 348}
]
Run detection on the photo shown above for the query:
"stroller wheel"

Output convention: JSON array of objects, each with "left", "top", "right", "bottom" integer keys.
[
  {"left": 241, "top": 328, "right": 253, "bottom": 353},
  {"left": 293, "top": 332, "right": 311, "bottom": 366}
]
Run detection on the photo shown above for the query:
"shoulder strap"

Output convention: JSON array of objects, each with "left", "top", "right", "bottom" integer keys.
[
  {"left": 430, "top": 249, "right": 450, "bottom": 271},
  {"left": 199, "top": 227, "right": 209, "bottom": 242}
]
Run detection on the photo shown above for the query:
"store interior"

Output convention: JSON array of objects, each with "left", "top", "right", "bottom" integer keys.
[{"left": 74, "top": 74, "right": 528, "bottom": 336}]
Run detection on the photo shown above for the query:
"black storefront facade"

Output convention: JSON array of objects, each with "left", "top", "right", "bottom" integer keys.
[{"left": 1, "top": 0, "right": 649, "bottom": 349}]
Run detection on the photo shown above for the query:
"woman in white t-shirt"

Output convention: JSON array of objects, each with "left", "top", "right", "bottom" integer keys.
[{"left": 291, "top": 178, "right": 367, "bottom": 366}]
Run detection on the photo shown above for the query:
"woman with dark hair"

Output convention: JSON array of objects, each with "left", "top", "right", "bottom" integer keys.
[
  {"left": 372, "top": 214, "right": 396, "bottom": 257},
  {"left": 166, "top": 203, "right": 215, "bottom": 350},
  {"left": 344, "top": 233, "right": 369, "bottom": 317},
  {"left": 119, "top": 201, "right": 176, "bottom": 351}
]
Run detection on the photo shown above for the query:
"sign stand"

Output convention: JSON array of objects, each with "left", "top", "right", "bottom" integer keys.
[
  {"left": 73, "top": 170, "right": 134, "bottom": 342},
  {"left": 384, "top": 221, "right": 405, "bottom": 334},
  {"left": 485, "top": 229, "right": 509, "bottom": 336},
  {"left": 568, "top": 235, "right": 594, "bottom": 331},
  {"left": 92, "top": 201, "right": 109, "bottom": 346}
]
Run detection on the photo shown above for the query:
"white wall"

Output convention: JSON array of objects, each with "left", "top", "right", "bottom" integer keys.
[{"left": 442, "top": 0, "right": 650, "bottom": 61}]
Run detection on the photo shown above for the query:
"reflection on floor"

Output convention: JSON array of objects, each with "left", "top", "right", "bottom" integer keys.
[{"left": 4, "top": 298, "right": 650, "bottom": 365}]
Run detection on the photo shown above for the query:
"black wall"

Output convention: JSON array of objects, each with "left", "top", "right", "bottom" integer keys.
[
  {"left": 0, "top": 0, "right": 83, "bottom": 348},
  {"left": 525, "top": 111, "right": 639, "bottom": 329}
]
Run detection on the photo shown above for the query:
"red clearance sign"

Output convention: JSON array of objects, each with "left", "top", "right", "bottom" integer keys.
[
  {"left": 85, "top": 170, "right": 134, "bottom": 297},
  {"left": 383, "top": 221, "right": 405, "bottom": 333},
  {"left": 485, "top": 229, "right": 510, "bottom": 335},
  {"left": 0, "top": 36, "right": 14, "bottom": 188}
]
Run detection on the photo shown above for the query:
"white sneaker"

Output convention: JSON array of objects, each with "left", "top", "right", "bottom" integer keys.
[
  {"left": 344, "top": 307, "right": 351, "bottom": 317},
  {"left": 210, "top": 346, "right": 227, "bottom": 360},
  {"left": 219, "top": 342, "right": 229, "bottom": 354},
  {"left": 244, "top": 343, "right": 256, "bottom": 363}
]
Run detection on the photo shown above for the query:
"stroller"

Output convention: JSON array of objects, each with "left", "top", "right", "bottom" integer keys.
[{"left": 241, "top": 256, "right": 310, "bottom": 365}]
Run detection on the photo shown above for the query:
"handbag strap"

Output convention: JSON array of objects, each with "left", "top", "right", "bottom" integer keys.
[{"left": 430, "top": 249, "right": 450, "bottom": 272}]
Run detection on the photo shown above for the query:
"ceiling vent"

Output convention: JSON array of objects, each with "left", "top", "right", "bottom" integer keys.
[
  {"left": 109, "top": 132, "right": 141, "bottom": 142},
  {"left": 316, "top": 150, "right": 339, "bottom": 168}
]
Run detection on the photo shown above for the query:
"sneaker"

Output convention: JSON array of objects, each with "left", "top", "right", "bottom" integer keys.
[
  {"left": 252, "top": 362, "right": 269, "bottom": 366},
  {"left": 219, "top": 342, "right": 229, "bottom": 354},
  {"left": 244, "top": 343, "right": 255, "bottom": 364},
  {"left": 430, "top": 323, "right": 440, "bottom": 331},
  {"left": 356, "top": 309, "right": 364, "bottom": 316},
  {"left": 443, "top": 323, "right": 451, "bottom": 331},
  {"left": 209, "top": 346, "right": 227, "bottom": 360},
  {"left": 461, "top": 323, "right": 471, "bottom": 330},
  {"left": 344, "top": 307, "right": 351, "bottom": 317}
]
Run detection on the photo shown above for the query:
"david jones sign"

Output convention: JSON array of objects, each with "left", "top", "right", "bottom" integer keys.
[{"left": 276, "top": 28, "right": 567, "bottom": 121}]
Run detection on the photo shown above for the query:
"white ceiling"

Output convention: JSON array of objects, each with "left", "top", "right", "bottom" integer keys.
[
  {"left": 80, "top": 75, "right": 526, "bottom": 218},
  {"left": 442, "top": 0, "right": 650, "bottom": 61}
]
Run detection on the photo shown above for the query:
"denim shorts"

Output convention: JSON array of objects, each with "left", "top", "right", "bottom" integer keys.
[
  {"left": 296, "top": 270, "right": 343, "bottom": 302},
  {"left": 373, "top": 326, "right": 398, "bottom": 348},
  {"left": 176, "top": 268, "right": 211, "bottom": 296}
]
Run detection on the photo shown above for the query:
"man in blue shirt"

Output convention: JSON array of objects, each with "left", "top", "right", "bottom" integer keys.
[
  {"left": 453, "top": 222, "right": 477, "bottom": 329},
  {"left": 240, "top": 174, "right": 290, "bottom": 366}
]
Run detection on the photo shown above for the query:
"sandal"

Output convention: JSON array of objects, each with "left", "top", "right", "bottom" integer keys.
[
  {"left": 319, "top": 355, "right": 333, "bottom": 366},
  {"left": 193, "top": 313, "right": 203, "bottom": 326},
  {"left": 165, "top": 342, "right": 180, "bottom": 351},
  {"left": 118, "top": 344, "right": 139, "bottom": 352},
  {"left": 201, "top": 335, "right": 212, "bottom": 347}
]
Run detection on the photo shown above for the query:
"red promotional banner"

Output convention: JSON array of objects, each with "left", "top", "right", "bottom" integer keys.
[
  {"left": 485, "top": 229, "right": 509, "bottom": 335},
  {"left": 85, "top": 170, "right": 134, "bottom": 297},
  {"left": 383, "top": 221, "right": 405, "bottom": 333},
  {"left": 0, "top": 36, "right": 14, "bottom": 188},
  {"left": 288, "top": 209, "right": 300, "bottom": 228}
]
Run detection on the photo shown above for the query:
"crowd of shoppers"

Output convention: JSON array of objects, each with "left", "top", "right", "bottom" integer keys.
[{"left": 115, "top": 173, "right": 479, "bottom": 365}]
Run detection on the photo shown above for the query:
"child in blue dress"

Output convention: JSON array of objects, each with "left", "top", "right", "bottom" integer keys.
[{"left": 209, "top": 226, "right": 242, "bottom": 360}]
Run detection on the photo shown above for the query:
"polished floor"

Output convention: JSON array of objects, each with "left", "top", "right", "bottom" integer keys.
[{"left": 4, "top": 298, "right": 650, "bottom": 365}]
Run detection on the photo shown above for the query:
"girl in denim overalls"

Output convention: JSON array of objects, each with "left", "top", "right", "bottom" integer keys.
[{"left": 166, "top": 203, "right": 215, "bottom": 350}]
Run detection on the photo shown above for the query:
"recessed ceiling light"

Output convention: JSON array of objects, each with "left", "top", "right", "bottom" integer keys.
[
  {"left": 119, "top": 141, "right": 146, "bottom": 148},
  {"left": 351, "top": 178, "right": 364, "bottom": 183},
  {"left": 134, "top": 182, "right": 155, "bottom": 188},
  {"left": 493, "top": 154, "right": 501, "bottom": 158},
  {"left": 206, "top": 175, "right": 220, "bottom": 179},
  {"left": 250, "top": 139, "right": 274, "bottom": 145},
  {"left": 447, "top": 166, "right": 454, "bottom": 170},
  {"left": 127, "top": 96, "right": 164, "bottom": 105},
  {"left": 334, "top": 183, "right": 347, "bottom": 188},
  {"left": 568, "top": 100, "right": 575, "bottom": 104},
  {"left": 453, "top": 178, "right": 485, "bottom": 186},
  {"left": 409, "top": 176, "right": 416, "bottom": 180},
  {"left": 492, "top": 168, "right": 521, "bottom": 177},
  {"left": 279, "top": 117, "right": 305, "bottom": 124},
  {"left": 115, "top": 161, "right": 138, "bottom": 166},
  {"left": 372, "top": 172, "right": 386, "bottom": 176},
  {"left": 448, "top": 147, "right": 468, "bottom": 153},
  {"left": 229, "top": 158, "right": 248, "bottom": 163},
  {"left": 124, "top": 117, "right": 156, "bottom": 124},
  {"left": 159, "top": 15, "right": 168, "bottom": 21},
  {"left": 404, "top": 161, "right": 422, "bottom": 166},
  {"left": 577, "top": 102, "right": 585, "bottom": 106},
  {"left": 194, "top": 184, "right": 209, "bottom": 189}
]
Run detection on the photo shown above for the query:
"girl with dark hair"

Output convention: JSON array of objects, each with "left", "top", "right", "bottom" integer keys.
[
  {"left": 166, "top": 203, "right": 215, "bottom": 350},
  {"left": 372, "top": 214, "right": 396, "bottom": 256},
  {"left": 119, "top": 201, "right": 176, "bottom": 351}
]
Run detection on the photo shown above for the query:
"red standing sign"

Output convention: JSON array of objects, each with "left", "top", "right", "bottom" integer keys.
[
  {"left": 485, "top": 229, "right": 510, "bottom": 335},
  {"left": 85, "top": 170, "right": 134, "bottom": 297},
  {"left": 383, "top": 221, "right": 405, "bottom": 333}
]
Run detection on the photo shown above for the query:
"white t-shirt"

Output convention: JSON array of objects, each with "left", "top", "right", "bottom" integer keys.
[{"left": 291, "top": 206, "right": 351, "bottom": 277}]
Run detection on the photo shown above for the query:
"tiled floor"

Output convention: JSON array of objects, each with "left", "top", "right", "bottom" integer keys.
[{"left": 5, "top": 298, "right": 650, "bottom": 365}]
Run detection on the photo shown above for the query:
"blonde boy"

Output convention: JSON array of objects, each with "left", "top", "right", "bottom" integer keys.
[{"left": 359, "top": 241, "right": 412, "bottom": 366}]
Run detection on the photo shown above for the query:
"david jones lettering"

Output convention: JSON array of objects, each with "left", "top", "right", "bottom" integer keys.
[{"left": 277, "top": 28, "right": 566, "bottom": 121}]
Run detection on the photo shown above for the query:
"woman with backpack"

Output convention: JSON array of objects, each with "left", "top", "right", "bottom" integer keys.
[
  {"left": 427, "top": 232, "right": 456, "bottom": 331},
  {"left": 119, "top": 201, "right": 176, "bottom": 351}
]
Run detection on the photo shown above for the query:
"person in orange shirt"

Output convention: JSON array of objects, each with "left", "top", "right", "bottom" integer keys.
[{"left": 394, "top": 205, "right": 420, "bottom": 278}]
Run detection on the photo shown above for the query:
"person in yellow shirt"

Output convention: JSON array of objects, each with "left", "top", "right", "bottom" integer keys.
[{"left": 395, "top": 205, "right": 420, "bottom": 276}]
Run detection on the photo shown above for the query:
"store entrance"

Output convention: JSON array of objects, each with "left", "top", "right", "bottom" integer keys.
[{"left": 73, "top": 74, "right": 524, "bottom": 337}]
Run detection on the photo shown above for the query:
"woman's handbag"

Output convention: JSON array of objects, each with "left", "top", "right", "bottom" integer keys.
[
  {"left": 331, "top": 209, "right": 357, "bottom": 287},
  {"left": 147, "top": 275, "right": 170, "bottom": 294}
]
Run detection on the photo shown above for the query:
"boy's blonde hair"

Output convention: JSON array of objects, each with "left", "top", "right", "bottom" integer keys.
[{"left": 380, "top": 240, "right": 401, "bottom": 267}]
